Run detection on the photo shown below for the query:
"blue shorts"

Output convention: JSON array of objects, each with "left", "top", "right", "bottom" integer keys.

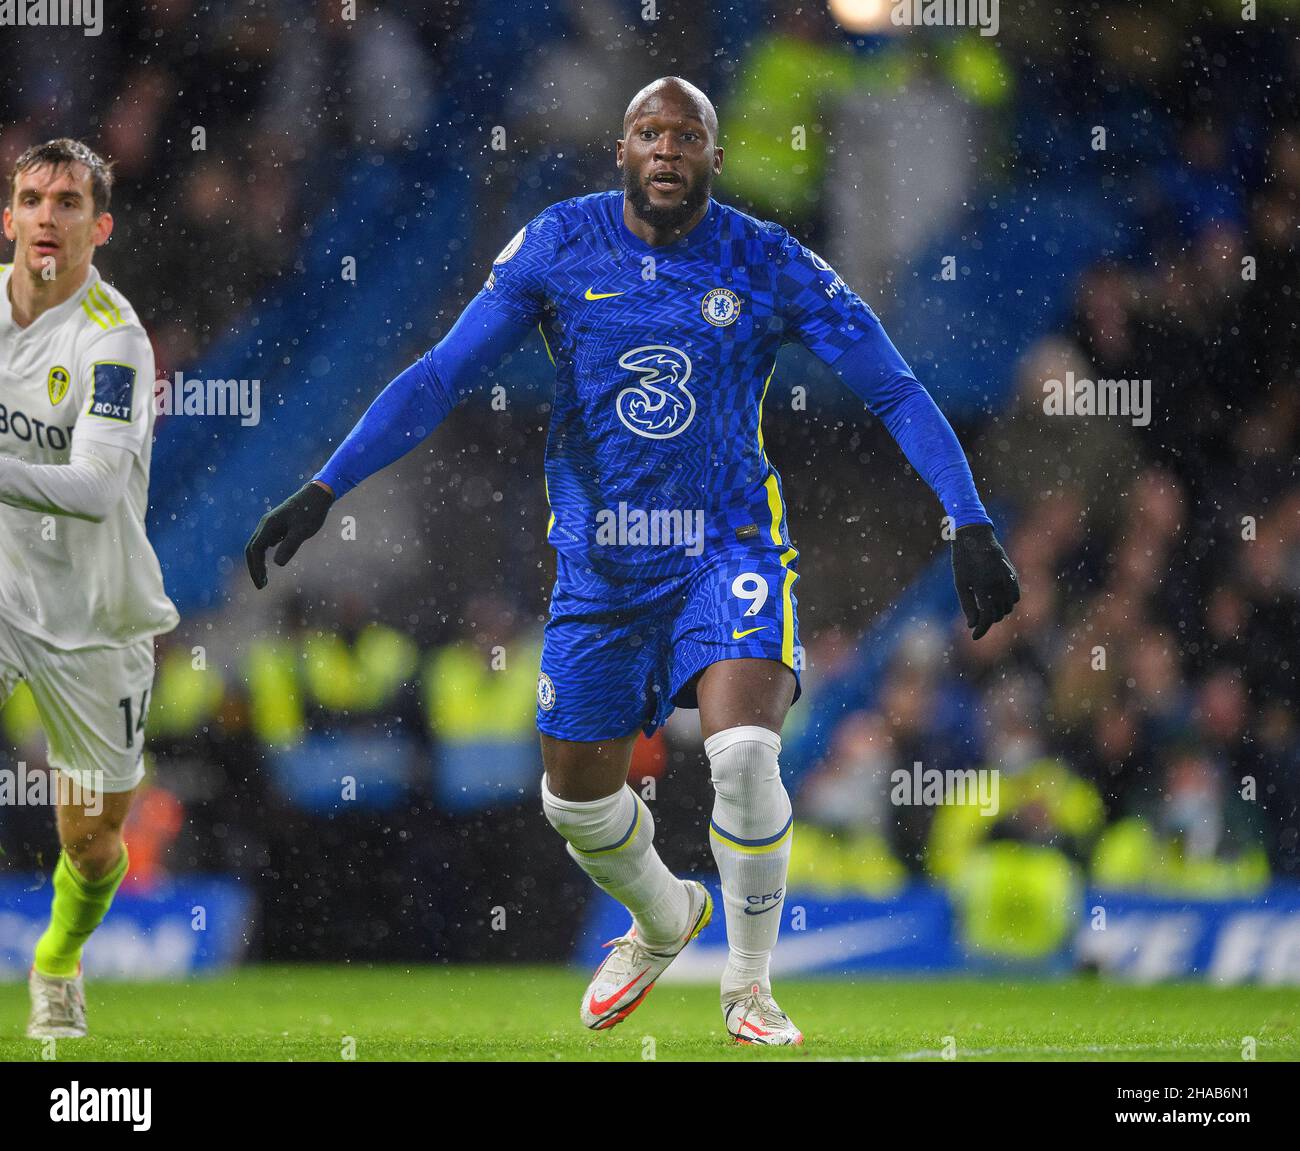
[{"left": 536, "top": 542, "right": 802, "bottom": 741}]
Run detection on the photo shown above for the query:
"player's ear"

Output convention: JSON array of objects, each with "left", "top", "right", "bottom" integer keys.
[
  {"left": 93, "top": 211, "right": 114, "bottom": 247},
  {"left": 1, "top": 206, "right": 13, "bottom": 242},
  {"left": 615, "top": 138, "right": 625, "bottom": 169},
  {"left": 712, "top": 146, "right": 724, "bottom": 175}
]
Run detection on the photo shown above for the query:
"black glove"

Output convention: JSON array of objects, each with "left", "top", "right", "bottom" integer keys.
[
  {"left": 245, "top": 481, "right": 334, "bottom": 589},
  {"left": 951, "top": 522, "right": 1020, "bottom": 640}
]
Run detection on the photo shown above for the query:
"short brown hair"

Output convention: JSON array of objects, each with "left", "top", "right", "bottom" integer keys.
[{"left": 9, "top": 139, "right": 114, "bottom": 215}]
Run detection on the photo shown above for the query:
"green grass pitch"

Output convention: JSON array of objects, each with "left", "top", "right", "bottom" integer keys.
[{"left": 1, "top": 967, "right": 1297, "bottom": 1061}]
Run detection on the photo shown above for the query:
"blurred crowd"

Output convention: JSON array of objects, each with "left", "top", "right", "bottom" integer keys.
[
  {"left": 793, "top": 5, "right": 1300, "bottom": 942},
  {"left": 0, "top": 0, "right": 459, "bottom": 372}
]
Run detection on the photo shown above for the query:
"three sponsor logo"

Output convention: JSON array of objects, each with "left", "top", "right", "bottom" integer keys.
[
  {"left": 615, "top": 344, "right": 696, "bottom": 439},
  {"left": 603, "top": 286, "right": 742, "bottom": 438}
]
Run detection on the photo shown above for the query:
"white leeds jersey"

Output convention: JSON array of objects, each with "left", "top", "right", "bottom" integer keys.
[{"left": 0, "top": 263, "right": 178, "bottom": 649}]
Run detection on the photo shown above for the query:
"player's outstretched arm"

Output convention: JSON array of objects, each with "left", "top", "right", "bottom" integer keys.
[
  {"left": 245, "top": 291, "right": 537, "bottom": 589},
  {"left": 0, "top": 437, "right": 132, "bottom": 523},
  {"left": 775, "top": 232, "right": 1020, "bottom": 638},
  {"left": 829, "top": 333, "right": 1021, "bottom": 638}
]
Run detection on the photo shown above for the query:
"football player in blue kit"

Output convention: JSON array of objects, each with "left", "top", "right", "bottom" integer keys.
[{"left": 246, "top": 77, "right": 1020, "bottom": 1045}]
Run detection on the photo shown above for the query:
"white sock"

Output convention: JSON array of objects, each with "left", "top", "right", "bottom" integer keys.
[
  {"left": 542, "top": 776, "right": 690, "bottom": 950},
  {"left": 706, "top": 725, "right": 792, "bottom": 999}
]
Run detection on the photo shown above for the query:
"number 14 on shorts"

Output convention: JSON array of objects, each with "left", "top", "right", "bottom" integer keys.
[{"left": 118, "top": 689, "right": 150, "bottom": 748}]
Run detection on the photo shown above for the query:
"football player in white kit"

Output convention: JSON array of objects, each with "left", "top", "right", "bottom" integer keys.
[{"left": 0, "top": 140, "right": 178, "bottom": 1038}]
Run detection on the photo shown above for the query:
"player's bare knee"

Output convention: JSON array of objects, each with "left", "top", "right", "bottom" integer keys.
[
  {"left": 539, "top": 732, "right": 636, "bottom": 802},
  {"left": 64, "top": 839, "right": 123, "bottom": 882},
  {"left": 62, "top": 820, "right": 126, "bottom": 882}
]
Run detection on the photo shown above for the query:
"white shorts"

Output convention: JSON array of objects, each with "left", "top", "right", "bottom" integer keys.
[{"left": 0, "top": 615, "right": 155, "bottom": 794}]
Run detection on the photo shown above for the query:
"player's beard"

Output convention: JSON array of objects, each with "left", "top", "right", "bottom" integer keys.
[{"left": 624, "top": 166, "right": 712, "bottom": 232}]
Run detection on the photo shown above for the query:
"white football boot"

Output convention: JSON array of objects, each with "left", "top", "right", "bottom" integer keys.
[
  {"left": 723, "top": 983, "right": 804, "bottom": 1046},
  {"left": 581, "top": 880, "right": 713, "bottom": 1030},
  {"left": 27, "top": 966, "right": 88, "bottom": 1039}
]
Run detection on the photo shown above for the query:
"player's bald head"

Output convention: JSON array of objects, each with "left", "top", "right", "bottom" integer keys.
[{"left": 622, "top": 77, "right": 718, "bottom": 142}]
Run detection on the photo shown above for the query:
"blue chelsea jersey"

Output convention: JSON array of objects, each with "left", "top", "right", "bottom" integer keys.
[{"left": 476, "top": 190, "right": 881, "bottom": 584}]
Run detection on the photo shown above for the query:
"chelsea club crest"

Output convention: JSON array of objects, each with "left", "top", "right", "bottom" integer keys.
[
  {"left": 701, "top": 287, "right": 741, "bottom": 328},
  {"left": 537, "top": 672, "right": 557, "bottom": 711}
]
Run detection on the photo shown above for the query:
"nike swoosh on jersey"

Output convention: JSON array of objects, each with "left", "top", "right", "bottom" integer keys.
[
  {"left": 732, "top": 626, "right": 769, "bottom": 639},
  {"left": 584, "top": 287, "right": 625, "bottom": 300}
]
